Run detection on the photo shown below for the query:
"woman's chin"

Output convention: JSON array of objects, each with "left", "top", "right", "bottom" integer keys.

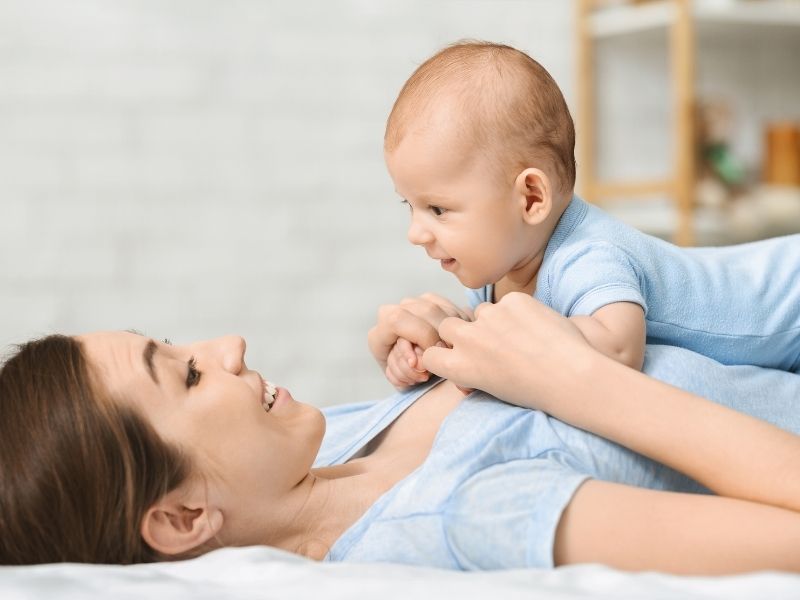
[{"left": 308, "top": 406, "right": 326, "bottom": 452}]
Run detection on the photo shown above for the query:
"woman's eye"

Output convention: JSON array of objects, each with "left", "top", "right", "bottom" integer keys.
[
  {"left": 430, "top": 205, "right": 446, "bottom": 216},
  {"left": 186, "top": 357, "right": 202, "bottom": 388}
]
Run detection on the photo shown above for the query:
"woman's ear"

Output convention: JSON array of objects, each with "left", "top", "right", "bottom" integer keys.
[
  {"left": 140, "top": 487, "right": 224, "bottom": 557},
  {"left": 512, "top": 168, "right": 553, "bottom": 225}
]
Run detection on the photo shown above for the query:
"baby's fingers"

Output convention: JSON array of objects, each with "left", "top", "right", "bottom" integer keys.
[
  {"left": 386, "top": 352, "right": 415, "bottom": 388},
  {"left": 386, "top": 362, "right": 428, "bottom": 388},
  {"left": 387, "top": 343, "right": 429, "bottom": 387},
  {"left": 395, "top": 338, "right": 418, "bottom": 369},
  {"left": 385, "top": 365, "right": 408, "bottom": 389}
]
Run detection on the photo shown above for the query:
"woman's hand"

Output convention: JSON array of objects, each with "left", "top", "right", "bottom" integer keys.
[
  {"left": 367, "top": 293, "right": 472, "bottom": 389},
  {"left": 422, "top": 292, "right": 591, "bottom": 410}
]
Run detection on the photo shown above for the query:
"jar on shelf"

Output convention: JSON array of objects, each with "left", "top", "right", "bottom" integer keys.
[{"left": 762, "top": 122, "right": 800, "bottom": 187}]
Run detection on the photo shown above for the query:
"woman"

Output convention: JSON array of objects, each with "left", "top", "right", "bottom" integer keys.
[{"left": 1, "top": 294, "right": 799, "bottom": 572}]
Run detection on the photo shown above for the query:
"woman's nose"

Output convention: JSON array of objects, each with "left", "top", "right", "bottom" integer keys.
[
  {"left": 200, "top": 335, "right": 246, "bottom": 374},
  {"left": 222, "top": 335, "right": 246, "bottom": 373}
]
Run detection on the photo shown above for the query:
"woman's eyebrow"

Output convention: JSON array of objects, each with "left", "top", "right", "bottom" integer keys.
[{"left": 142, "top": 339, "right": 159, "bottom": 384}]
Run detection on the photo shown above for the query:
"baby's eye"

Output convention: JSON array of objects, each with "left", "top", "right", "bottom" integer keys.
[
  {"left": 186, "top": 357, "right": 202, "bottom": 388},
  {"left": 400, "top": 199, "right": 412, "bottom": 213},
  {"left": 430, "top": 205, "right": 447, "bottom": 216}
]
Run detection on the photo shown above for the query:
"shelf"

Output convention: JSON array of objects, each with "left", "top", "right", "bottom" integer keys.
[
  {"left": 578, "top": 0, "right": 800, "bottom": 245},
  {"left": 603, "top": 187, "right": 800, "bottom": 245},
  {"left": 589, "top": 1, "right": 800, "bottom": 38}
]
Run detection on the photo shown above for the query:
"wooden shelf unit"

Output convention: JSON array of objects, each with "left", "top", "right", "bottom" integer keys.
[{"left": 576, "top": 0, "right": 800, "bottom": 246}]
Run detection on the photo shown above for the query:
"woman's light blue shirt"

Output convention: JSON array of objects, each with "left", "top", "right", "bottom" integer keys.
[{"left": 316, "top": 345, "right": 800, "bottom": 570}]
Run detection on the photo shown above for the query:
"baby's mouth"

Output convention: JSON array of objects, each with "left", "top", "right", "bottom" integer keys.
[{"left": 440, "top": 258, "right": 457, "bottom": 271}]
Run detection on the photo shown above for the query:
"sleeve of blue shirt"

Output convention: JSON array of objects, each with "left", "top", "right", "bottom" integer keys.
[
  {"left": 548, "top": 241, "right": 647, "bottom": 317},
  {"left": 443, "top": 456, "right": 589, "bottom": 570}
]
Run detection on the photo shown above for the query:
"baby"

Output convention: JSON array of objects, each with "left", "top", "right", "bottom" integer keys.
[{"left": 379, "top": 40, "right": 800, "bottom": 388}]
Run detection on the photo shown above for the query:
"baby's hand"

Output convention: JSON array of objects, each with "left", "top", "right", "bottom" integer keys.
[
  {"left": 368, "top": 292, "right": 473, "bottom": 390},
  {"left": 385, "top": 337, "right": 432, "bottom": 389}
]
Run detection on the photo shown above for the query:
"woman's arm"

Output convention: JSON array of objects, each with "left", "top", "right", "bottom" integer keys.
[
  {"left": 555, "top": 479, "right": 800, "bottom": 573},
  {"left": 550, "top": 347, "right": 800, "bottom": 514},
  {"left": 423, "top": 293, "right": 800, "bottom": 514}
]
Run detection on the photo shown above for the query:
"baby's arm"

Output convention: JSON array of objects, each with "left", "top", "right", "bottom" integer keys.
[
  {"left": 569, "top": 302, "right": 646, "bottom": 371},
  {"left": 538, "top": 241, "right": 648, "bottom": 370}
]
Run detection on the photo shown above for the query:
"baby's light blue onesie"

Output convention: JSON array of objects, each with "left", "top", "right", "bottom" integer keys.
[
  {"left": 316, "top": 345, "right": 800, "bottom": 570},
  {"left": 467, "top": 196, "right": 800, "bottom": 372}
]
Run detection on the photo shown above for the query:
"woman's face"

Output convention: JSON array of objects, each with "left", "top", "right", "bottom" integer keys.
[{"left": 79, "top": 331, "right": 326, "bottom": 545}]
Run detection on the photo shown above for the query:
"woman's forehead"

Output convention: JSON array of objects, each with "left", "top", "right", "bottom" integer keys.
[{"left": 79, "top": 331, "right": 157, "bottom": 394}]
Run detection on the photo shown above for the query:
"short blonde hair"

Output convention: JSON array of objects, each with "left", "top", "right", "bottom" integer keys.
[{"left": 385, "top": 41, "right": 576, "bottom": 194}]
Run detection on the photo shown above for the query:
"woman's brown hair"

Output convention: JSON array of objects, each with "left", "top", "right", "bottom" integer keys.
[{"left": 0, "top": 334, "right": 191, "bottom": 564}]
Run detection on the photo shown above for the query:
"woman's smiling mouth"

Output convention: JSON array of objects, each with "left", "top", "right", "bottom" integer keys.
[{"left": 262, "top": 380, "right": 277, "bottom": 412}]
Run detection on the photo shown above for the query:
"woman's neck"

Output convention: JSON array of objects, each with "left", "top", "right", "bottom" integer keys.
[
  {"left": 267, "top": 380, "right": 466, "bottom": 560},
  {"left": 281, "top": 471, "right": 381, "bottom": 560}
]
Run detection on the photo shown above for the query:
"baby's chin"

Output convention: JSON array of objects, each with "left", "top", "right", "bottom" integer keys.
[{"left": 453, "top": 271, "right": 492, "bottom": 290}]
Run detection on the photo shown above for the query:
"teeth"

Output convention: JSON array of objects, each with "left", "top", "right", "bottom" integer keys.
[{"left": 262, "top": 380, "right": 277, "bottom": 412}]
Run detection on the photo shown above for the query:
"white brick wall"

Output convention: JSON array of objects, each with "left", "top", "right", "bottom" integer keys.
[
  {"left": 3, "top": 1, "right": 794, "bottom": 406},
  {"left": 0, "top": 0, "right": 574, "bottom": 406}
]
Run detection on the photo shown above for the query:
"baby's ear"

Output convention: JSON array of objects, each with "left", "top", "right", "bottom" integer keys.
[{"left": 513, "top": 168, "right": 552, "bottom": 225}]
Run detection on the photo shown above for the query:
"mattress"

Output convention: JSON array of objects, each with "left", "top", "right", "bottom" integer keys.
[{"left": 1, "top": 546, "right": 798, "bottom": 600}]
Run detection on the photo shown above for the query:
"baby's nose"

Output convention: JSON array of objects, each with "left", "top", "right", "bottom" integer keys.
[{"left": 407, "top": 219, "right": 433, "bottom": 246}]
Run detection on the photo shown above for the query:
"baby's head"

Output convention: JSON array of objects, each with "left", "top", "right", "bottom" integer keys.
[
  {"left": 384, "top": 41, "right": 576, "bottom": 290},
  {"left": 385, "top": 41, "right": 575, "bottom": 195}
]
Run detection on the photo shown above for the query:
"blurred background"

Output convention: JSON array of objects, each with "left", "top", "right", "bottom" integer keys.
[{"left": 1, "top": 0, "right": 798, "bottom": 406}]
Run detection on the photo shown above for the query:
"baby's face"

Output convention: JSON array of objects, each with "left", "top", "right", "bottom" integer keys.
[{"left": 385, "top": 127, "right": 544, "bottom": 289}]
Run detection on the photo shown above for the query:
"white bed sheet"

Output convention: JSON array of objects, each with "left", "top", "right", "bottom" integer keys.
[{"left": 1, "top": 546, "right": 798, "bottom": 600}]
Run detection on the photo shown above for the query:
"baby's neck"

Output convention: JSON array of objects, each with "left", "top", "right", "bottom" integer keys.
[
  {"left": 493, "top": 248, "right": 545, "bottom": 301},
  {"left": 493, "top": 193, "right": 570, "bottom": 302}
]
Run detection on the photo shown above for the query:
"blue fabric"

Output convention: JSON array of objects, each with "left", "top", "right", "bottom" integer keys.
[
  {"left": 466, "top": 196, "right": 800, "bottom": 372},
  {"left": 316, "top": 345, "right": 800, "bottom": 570}
]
